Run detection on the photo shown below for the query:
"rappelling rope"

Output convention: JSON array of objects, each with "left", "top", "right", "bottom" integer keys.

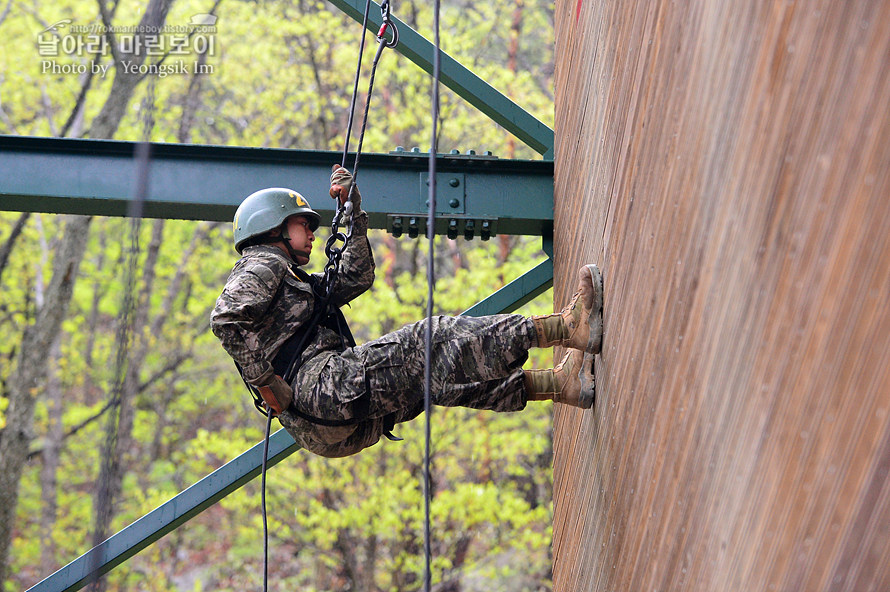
[
  {"left": 258, "top": 3, "right": 399, "bottom": 591},
  {"left": 423, "top": 0, "right": 441, "bottom": 589},
  {"left": 324, "top": 0, "right": 398, "bottom": 302},
  {"left": 260, "top": 411, "right": 273, "bottom": 592},
  {"left": 340, "top": 0, "right": 373, "bottom": 165}
]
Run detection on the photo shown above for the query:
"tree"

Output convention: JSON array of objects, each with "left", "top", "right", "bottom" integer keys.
[
  {"left": 0, "top": 0, "right": 182, "bottom": 583},
  {"left": 0, "top": 214, "right": 91, "bottom": 584},
  {"left": 0, "top": 213, "right": 30, "bottom": 284},
  {"left": 0, "top": 0, "right": 558, "bottom": 588}
]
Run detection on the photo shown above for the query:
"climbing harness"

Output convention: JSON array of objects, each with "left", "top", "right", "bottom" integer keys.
[{"left": 237, "top": 266, "right": 355, "bottom": 419}]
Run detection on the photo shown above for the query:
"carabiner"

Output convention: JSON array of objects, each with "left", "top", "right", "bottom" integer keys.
[
  {"left": 377, "top": 20, "right": 399, "bottom": 48},
  {"left": 377, "top": 0, "right": 398, "bottom": 48}
]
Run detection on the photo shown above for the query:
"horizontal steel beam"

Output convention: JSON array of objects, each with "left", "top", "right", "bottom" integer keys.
[
  {"left": 326, "top": 0, "right": 554, "bottom": 157},
  {"left": 25, "top": 259, "right": 553, "bottom": 592},
  {"left": 0, "top": 135, "right": 553, "bottom": 237}
]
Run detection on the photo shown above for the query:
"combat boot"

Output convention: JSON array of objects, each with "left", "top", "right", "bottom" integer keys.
[
  {"left": 524, "top": 349, "right": 595, "bottom": 409},
  {"left": 532, "top": 264, "right": 603, "bottom": 354}
]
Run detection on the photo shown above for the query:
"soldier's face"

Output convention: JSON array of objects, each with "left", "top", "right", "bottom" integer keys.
[{"left": 284, "top": 215, "right": 314, "bottom": 265}]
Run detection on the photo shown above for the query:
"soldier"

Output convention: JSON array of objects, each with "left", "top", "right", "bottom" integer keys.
[{"left": 211, "top": 166, "right": 603, "bottom": 458}]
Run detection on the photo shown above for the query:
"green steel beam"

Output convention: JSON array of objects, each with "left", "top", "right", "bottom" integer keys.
[
  {"left": 325, "top": 0, "right": 554, "bottom": 157},
  {"left": 26, "top": 429, "right": 301, "bottom": 592},
  {"left": 0, "top": 135, "right": 553, "bottom": 237},
  {"left": 461, "top": 257, "right": 553, "bottom": 317},
  {"left": 25, "top": 259, "right": 553, "bottom": 592}
]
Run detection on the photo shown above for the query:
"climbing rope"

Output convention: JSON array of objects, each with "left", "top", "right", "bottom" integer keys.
[
  {"left": 323, "top": 0, "right": 398, "bottom": 303},
  {"left": 257, "top": 3, "right": 399, "bottom": 591},
  {"left": 423, "top": 0, "right": 442, "bottom": 589},
  {"left": 260, "top": 411, "right": 273, "bottom": 592}
]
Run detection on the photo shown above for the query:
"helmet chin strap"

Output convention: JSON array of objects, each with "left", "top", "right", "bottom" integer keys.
[{"left": 271, "top": 228, "right": 309, "bottom": 263}]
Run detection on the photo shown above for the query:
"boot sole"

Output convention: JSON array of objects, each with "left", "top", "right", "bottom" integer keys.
[
  {"left": 584, "top": 264, "right": 604, "bottom": 355},
  {"left": 553, "top": 349, "right": 595, "bottom": 409},
  {"left": 578, "top": 351, "right": 596, "bottom": 409}
]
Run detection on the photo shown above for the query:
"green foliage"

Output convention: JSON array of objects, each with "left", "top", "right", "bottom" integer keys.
[{"left": 0, "top": 0, "right": 556, "bottom": 589}]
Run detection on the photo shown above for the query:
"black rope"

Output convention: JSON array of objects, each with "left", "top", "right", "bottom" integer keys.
[
  {"left": 346, "top": 9, "right": 398, "bottom": 187},
  {"left": 341, "top": 0, "right": 374, "bottom": 167},
  {"left": 423, "top": 0, "right": 441, "bottom": 590},
  {"left": 326, "top": 0, "right": 398, "bottom": 285},
  {"left": 261, "top": 410, "right": 273, "bottom": 592}
]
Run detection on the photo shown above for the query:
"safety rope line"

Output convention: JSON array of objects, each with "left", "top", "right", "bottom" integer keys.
[
  {"left": 258, "top": 3, "right": 398, "bottom": 591},
  {"left": 423, "top": 0, "right": 442, "bottom": 589},
  {"left": 341, "top": 0, "right": 373, "bottom": 166},
  {"left": 261, "top": 411, "right": 273, "bottom": 592},
  {"left": 324, "top": 0, "right": 398, "bottom": 304}
]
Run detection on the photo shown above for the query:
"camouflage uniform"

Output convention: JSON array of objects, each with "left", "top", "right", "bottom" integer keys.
[{"left": 212, "top": 209, "right": 534, "bottom": 458}]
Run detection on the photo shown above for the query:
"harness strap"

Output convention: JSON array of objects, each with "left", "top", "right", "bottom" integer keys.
[
  {"left": 269, "top": 267, "right": 401, "bottom": 439},
  {"left": 273, "top": 305, "right": 355, "bottom": 382},
  {"left": 273, "top": 341, "right": 402, "bottom": 440}
]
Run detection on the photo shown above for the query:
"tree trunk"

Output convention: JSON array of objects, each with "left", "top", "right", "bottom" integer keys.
[
  {"left": 39, "top": 337, "right": 64, "bottom": 576},
  {"left": 0, "top": 214, "right": 92, "bottom": 584},
  {"left": 89, "top": 0, "right": 174, "bottom": 139},
  {"left": 84, "top": 230, "right": 108, "bottom": 402}
]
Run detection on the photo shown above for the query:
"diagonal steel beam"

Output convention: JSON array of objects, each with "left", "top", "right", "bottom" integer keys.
[
  {"left": 25, "top": 257, "right": 553, "bottom": 592},
  {"left": 461, "top": 257, "right": 553, "bottom": 317},
  {"left": 25, "top": 430, "right": 300, "bottom": 592},
  {"left": 326, "top": 0, "right": 554, "bottom": 157}
]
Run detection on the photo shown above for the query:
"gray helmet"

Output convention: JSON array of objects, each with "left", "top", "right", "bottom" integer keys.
[{"left": 233, "top": 187, "right": 321, "bottom": 253}]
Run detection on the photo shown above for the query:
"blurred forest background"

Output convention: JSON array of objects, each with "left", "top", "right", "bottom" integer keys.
[{"left": 0, "top": 0, "right": 556, "bottom": 589}]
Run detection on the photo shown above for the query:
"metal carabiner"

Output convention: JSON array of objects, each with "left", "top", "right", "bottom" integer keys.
[
  {"left": 377, "top": 20, "right": 399, "bottom": 48},
  {"left": 377, "top": 20, "right": 399, "bottom": 47},
  {"left": 377, "top": 0, "right": 399, "bottom": 48}
]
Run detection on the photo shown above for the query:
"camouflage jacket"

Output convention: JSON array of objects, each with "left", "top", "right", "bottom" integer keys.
[{"left": 210, "top": 211, "right": 375, "bottom": 387}]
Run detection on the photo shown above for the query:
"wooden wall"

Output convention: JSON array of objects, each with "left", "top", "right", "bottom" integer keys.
[{"left": 551, "top": 1, "right": 890, "bottom": 590}]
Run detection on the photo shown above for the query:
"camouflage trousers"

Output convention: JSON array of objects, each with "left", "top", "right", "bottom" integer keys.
[{"left": 279, "top": 314, "right": 536, "bottom": 457}]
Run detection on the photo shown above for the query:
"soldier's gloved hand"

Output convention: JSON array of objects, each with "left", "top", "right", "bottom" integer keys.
[
  {"left": 330, "top": 164, "right": 361, "bottom": 212},
  {"left": 256, "top": 375, "right": 293, "bottom": 416}
]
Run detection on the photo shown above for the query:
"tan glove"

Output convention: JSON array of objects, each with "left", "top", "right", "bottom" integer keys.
[
  {"left": 330, "top": 164, "right": 361, "bottom": 212},
  {"left": 256, "top": 375, "right": 293, "bottom": 416}
]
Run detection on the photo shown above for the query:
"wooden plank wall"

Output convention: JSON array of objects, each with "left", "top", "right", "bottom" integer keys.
[{"left": 550, "top": 1, "right": 890, "bottom": 590}]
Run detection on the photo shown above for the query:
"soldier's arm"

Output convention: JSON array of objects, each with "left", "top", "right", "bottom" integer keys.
[{"left": 210, "top": 260, "right": 283, "bottom": 385}]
